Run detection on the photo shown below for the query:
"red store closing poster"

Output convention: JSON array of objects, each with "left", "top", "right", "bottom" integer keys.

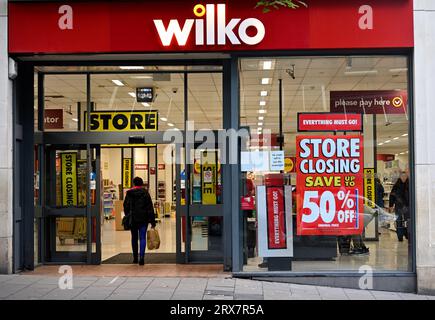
[{"left": 296, "top": 135, "right": 364, "bottom": 236}]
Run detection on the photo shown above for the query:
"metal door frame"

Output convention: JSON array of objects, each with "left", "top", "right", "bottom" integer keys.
[
  {"left": 32, "top": 65, "right": 229, "bottom": 267},
  {"left": 176, "top": 138, "right": 225, "bottom": 264},
  {"left": 37, "top": 144, "right": 101, "bottom": 264}
]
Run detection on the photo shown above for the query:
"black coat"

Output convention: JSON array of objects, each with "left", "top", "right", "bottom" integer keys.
[
  {"left": 123, "top": 187, "right": 156, "bottom": 227},
  {"left": 389, "top": 179, "right": 409, "bottom": 217},
  {"left": 375, "top": 180, "right": 385, "bottom": 208}
]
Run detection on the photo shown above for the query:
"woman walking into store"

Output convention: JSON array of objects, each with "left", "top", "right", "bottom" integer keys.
[
  {"left": 123, "top": 177, "right": 156, "bottom": 265},
  {"left": 389, "top": 172, "right": 410, "bottom": 242}
]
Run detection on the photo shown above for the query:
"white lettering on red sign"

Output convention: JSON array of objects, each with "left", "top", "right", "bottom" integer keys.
[
  {"left": 272, "top": 190, "right": 280, "bottom": 245},
  {"left": 58, "top": 5, "right": 73, "bottom": 30},
  {"left": 359, "top": 5, "right": 373, "bottom": 30},
  {"left": 153, "top": 4, "right": 265, "bottom": 47}
]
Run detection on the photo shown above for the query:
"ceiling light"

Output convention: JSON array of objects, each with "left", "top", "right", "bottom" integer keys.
[
  {"left": 111, "top": 79, "right": 124, "bottom": 86},
  {"left": 262, "top": 61, "right": 273, "bottom": 70},
  {"left": 128, "top": 92, "right": 136, "bottom": 98},
  {"left": 400, "top": 152, "right": 405, "bottom": 155},
  {"left": 393, "top": 137, "right": 399, "bottom": 140},
  {"left": 389, "top": 68, "right": 408, "bottom": 73},
  {"left": 406, "top": 151, "right": 409, "bottom": 154},
  {"left": 258, "top": 122, "right": 263, "bottom": 126},
  {"left": 344, "top": 70, "right": 378, "bottom": 76},
  {"left": 120, "top": 66, "right": 145, "bottom": 70},
  {"left": 160, "top": 117, "right": 167, "bottom": 122},
  {"left": 258, "top": 116, "right": 264, "bottom": 121},
  {"left": 131, "top": 75, "right": 153, "bottom": 79},
  {"left": 261, "top": 78, "right": 270, "bottom": 85},
  {"left": 395, "top": 154, "right": 399, "bottom": 156},
  {"left": 402, "top": 133, "right": 408, "bottom": 137},
  {"left": 72, "top": 118, "right": 78, "bottom": 122},
  {"left": 378, "top": 143, "right": 384, "bottom": 146},
  {"left": 258, "top": 109, "right": 267, "bottom": 114},
  {"left": 385, "top": 140, "right": 391, "bottom": 143},
  {"left": 142, "top": 102, "right": 150, "bottom": 107},
  {"left": 260, "top": 91, "right": 268, "bottom": 97},
  {"left": 259, "top": 101, "right": 266, "bottom": 106},
  {"left": 168, "top": 123, "right": 174, "bottom": 127}
]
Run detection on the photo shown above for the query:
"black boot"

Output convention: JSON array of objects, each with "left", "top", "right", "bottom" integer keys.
[
  {"left": 139, "top": 257, "right": 145, "bottom": 266},
  {"left": 133, "top": 254, "right": 138, "bottom": 264}
]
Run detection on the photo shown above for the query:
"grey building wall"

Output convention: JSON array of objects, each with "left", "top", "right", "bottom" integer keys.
[
  {"left": 0, "top": 0, "right": 14, "bottom": 274},
  {"left": 414, "top": 0, "right": 435, "bottom": 295}
]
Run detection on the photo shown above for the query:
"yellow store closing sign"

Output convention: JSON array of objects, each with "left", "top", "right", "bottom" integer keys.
[
  {"left": 123, "top": 158, "right": 132, "bottom": 189},
  {"left": 61, "top": 153, "right": 78, "bottom": 206},
  {"left": 364, "top": 168, "right": 376, "bottom": 208},
  {"left": 201, "top": 151, "right": 217, "bottom": 205},
  {"left": 88, "top": 111, "right": 158, "bottom": 132}
]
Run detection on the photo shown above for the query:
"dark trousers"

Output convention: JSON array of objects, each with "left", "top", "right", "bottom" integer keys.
[
  {"left": 395, "top": 214, "right": 409, "bottom": 241},
  {"left": 131, "top": 223, "right": 148, "bottom": 258}
]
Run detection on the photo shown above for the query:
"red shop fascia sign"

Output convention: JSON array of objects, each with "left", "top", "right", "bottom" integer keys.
[{"left": 8, "top": 0, "right": 413, "bottom": 55}]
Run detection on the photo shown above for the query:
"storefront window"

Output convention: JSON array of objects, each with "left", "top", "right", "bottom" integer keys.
[
  {"left": 91, "top": 72, "right": 185, "bottom": 131},
  {"left": 187, "top": 73, "right": 223, "bottom": 130},
  {"left": 42, "top": 74, "right": 87, "bottom": 132},
  {"left": 240, "top": 56, "right": 411, "bottom": 272}
]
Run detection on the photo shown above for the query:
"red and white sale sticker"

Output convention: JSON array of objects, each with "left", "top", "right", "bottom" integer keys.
[
  {"left": 266, "top": 187, "right": 287, "bottom": 249},
  {"left": 296, "top": 135, "right": 364, "bottom": 236}
]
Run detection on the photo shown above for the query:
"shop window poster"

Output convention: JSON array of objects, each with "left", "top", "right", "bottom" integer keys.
[{"left": 296, "top": 135, "right": 364, "bottom": 236}]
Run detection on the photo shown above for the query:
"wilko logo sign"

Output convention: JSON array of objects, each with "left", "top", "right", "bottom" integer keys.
[
  {"left": 153, "top": 4, "right": 265, "bottom": 47},
  {"left": 9, "top": 1, "right": 413, "bottom": 54}
]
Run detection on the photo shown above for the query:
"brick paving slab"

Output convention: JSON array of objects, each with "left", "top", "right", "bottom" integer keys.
[{"left": 0, "top": 274, "right": 430, "bottom": 300}]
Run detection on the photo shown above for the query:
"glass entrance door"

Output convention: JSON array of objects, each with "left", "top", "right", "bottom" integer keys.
[
  {"left": 39, "top": 144, "right": 101, "bottom": 264},
  {"left": 176, "top": 140, "right": 224, "bottom": 263}
]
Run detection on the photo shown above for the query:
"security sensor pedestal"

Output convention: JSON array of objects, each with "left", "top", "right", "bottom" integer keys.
[{"left": 256, "top": 181, "right": 294, "bottom": 272}]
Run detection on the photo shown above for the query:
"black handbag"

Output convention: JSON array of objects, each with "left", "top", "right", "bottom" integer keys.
[{"left": 122, "top": 214, "right": 132, "bottom": 230}]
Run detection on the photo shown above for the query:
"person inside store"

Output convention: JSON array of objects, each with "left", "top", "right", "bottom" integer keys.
[
  {"left": 375, "top": 176, "right": 385, "bottom": 209},
  {"left": 123, "top": 177, "right": 156, "bottom": 265},
  {"left": 244, "top": 172, "right": 256, "bottom": 259},
  {"left": 389, "top": 171, "right": 410, "bottom": 242}
]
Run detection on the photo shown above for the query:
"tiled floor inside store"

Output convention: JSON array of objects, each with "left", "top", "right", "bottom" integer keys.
[
  {"left": 101, "top": 216, "right": 179, "bottom": 260},
  {"left": 55, "top": 215, "right": 208, "bottom": 261},
  {"left": 55, "top": 215, "right": 409, "bottom": 272},
  {"left": 245, "top": 227, "right": 410, "bottom": 272}
]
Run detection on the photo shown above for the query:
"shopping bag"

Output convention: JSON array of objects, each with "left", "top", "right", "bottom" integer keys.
[{"left": 147, "top": 228, "right": 161, "bottom": 250}]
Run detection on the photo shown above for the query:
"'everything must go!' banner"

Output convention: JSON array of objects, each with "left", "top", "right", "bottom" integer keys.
[{"left": 296, "top": 136, "right": 364, "bottom": 236}]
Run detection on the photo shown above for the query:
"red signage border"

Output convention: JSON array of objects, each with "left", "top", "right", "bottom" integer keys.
[{"left": 8, "top": 0, "right": 413, "bottom": 54}]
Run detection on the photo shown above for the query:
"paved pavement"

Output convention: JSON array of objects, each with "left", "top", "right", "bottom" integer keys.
[{"left": 0, "top": 274, "right": 433, "bottom": 300}]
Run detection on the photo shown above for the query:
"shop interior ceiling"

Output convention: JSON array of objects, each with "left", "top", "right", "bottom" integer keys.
[{"left": 34, "top": 56, "right": 409, "bottom": 156}]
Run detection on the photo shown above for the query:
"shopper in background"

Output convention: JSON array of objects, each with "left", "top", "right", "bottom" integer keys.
[
  {"left": 123, "top": 177, "right": 156, "bottom": 265},
  {"left": 389, "top": 172, "right": 410, "bottom": 242},
  {"left": 375, "top": 177, "right": 385, "bottom": 209}
]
